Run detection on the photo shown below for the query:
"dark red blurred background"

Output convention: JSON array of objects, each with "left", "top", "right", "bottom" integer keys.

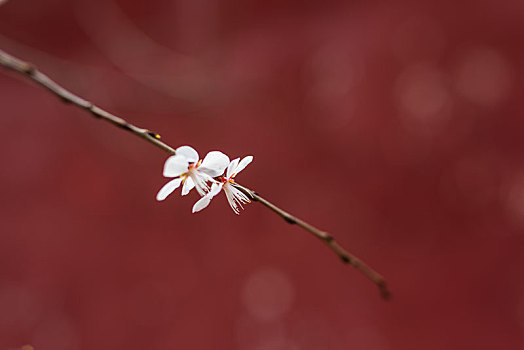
[{"left": 1, "top": 0, "right": 524, "bottom": 349}]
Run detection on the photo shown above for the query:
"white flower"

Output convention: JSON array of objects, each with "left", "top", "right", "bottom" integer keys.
[
  {"left": 192, "top": 156, "right": 253, "bottom": 214},
  {"left": 156, "top": 146, "right": 230, "bottom": 200}
]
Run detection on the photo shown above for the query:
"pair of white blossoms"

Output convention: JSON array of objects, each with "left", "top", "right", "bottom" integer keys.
[{"left": 156, "top": 145, "right": 253, "bottom": 214}]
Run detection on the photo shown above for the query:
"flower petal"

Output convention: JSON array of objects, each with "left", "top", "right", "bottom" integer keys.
[
  {"left": 156, "top": 178, "right": 182, "bottom": 201},
  {"left": 232, "top": 156, "right": 253, "bottom": 177},
  {"left": 181, "top": 177, "right": 195, "bottom": 195},
  {"left": 190, "top": 172, "right": 211, "bottom": 196},
  {"left": 199, "top": 151, "right": 230, "bottom": 177},
  {"left": 176, "top": 145, "right": 199, "bottom": 163},
  {"left": 192, "top": 183, "right": 223, "bottom": 213},
  {"left": 163, "top": 155, "right": 189, "bottom": 177},
  {"left": 226, "top": 158, "right": 240, "bottom": 179},
  {"left": 192, "top": 195, "right": 212, "bottom": 213},
  {"left": 231, "top": 185, "right": 251, "bottom": 203},
  {"left": 223, "top": 184, "right": 242, "bottom": 214},
  {"left": 209, "top": 182, "right": 224, "bottom": 196}
]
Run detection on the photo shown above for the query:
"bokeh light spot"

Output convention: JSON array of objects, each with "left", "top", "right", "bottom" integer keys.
[
  {"left": 395, "top": 63, "right": 452, "bottom": 133},
  {"left": 454, "top": 47, "right": 513, "bottom": 106},
  {"left": 241, "top": 268, "right": 295, "bottom": 323}
]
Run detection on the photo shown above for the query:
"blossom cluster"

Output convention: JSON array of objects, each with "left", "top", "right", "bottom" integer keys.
[{"left": 156, "top": 145, "right": 253, "bottom": 214}]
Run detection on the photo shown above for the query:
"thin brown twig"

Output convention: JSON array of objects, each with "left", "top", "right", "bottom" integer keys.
[
  {"left": 233, "top": 184, "right": 389, "bottom": 299},
  {"left": 0, "top": 48, "right": 390, "bottom": 299},
  {"left": 0, "top": 49, "right": 175, "bottom": 155}
]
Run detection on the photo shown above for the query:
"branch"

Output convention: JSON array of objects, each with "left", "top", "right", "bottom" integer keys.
[
  {"left": 0, "top": 48, "right": 390, "bottom": 300},
  {"left": 0, "top": 49, "right": 175, "bottom": 155}
]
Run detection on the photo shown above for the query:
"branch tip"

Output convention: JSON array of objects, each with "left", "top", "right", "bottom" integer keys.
[{"left": 379, "top": 283, "right": 391, "bottom": 300}]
